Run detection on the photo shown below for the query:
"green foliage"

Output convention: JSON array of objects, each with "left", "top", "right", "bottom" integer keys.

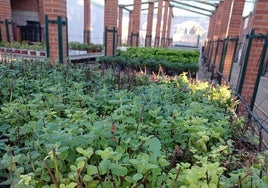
[
  {"left": 0, "top": 41, "right": 45, "bottom": 51},
  {"left": 68, "top": 41, "right": 102, "bottom": 52},
  {"left": 0, "top": 61, "right": 267, "bottom": 187},
  {"left": 117, "top": 47, "right": 200, "bottom": 75}
]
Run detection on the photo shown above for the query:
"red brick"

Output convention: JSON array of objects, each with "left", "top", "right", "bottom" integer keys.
[
  {"left": 104, "top": 0, "right": 118, "bottom": 55},
  {"left": 155, "top": 0, "right": 163, "bottom": 47}
]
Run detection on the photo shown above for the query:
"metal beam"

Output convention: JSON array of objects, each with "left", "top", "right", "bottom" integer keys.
[
  {"left": 170, "top": 0, "right": 214, "bottom": 14},
  {"left": 195, "top": 0, "right": 217, "bottom": 7},
  {"left": 123, "top": 1, "right": 150, "bottom": 8},
  {"left": 172, "top": 5, "right": 211, "bottom": 17}
]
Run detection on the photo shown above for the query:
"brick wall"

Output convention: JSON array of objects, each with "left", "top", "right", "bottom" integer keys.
[
  {"left": 214, "top": 0, "right": 232, "bottom": 79},
  {"left": 222, "top": 0, "right": 245, "bottom": 80},
  {"left": 145, "top": 1, "right": 154, "bottom": 47},
  {"left": 155, "top": 0, "right": 163, "bottom": 47},
  {"left": 44, "top": 0, "right": 67, "bottom": 63},
  {"left": 104, "top": 0, "right": 118, "bottom": 55},
  {"left": 11, "top": 0, "right": 38, "bottom": 11},
  {"left": 240, "top": 0, "right": 268, "bottom": 106},
  {"left": 84, "top": 0, "right": 91, "bottom": 44},
  {"left": 131, "top": 0, "right": 141, "bottom": 47},
  {"left": 209, "top": 2, "right": 224, "bottom": 76},
  {"left": 0, "top": 0, "right": 13, "bottom": 42}
]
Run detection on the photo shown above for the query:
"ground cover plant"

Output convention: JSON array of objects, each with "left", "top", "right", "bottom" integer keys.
[
  {"left": 0, "top": 60, "right": 267, "bottom": 188},
  {"left": 97, "top": 47, "right": 200, "bottom": 76}
]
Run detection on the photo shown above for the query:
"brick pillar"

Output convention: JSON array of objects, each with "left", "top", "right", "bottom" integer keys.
[
  {"left": 166, "top": 5, "right": 173, "bottom": 47},
  {"left": 210, "top": 1, "right": 224, "bottom": 77},
  {"left": 205, "top": 13, "right": 214, "bottom": 55},
  {"left": 131, "top": 0, "right": 141, "bottom": 47},
  {"left": 155, "top": 0, "right": 163, "bottom": 47},
  {"left": 161, "top": 0, "right": 169, "bottom": 47},
  {"left": 84, "top": 0, "right": 91, "bottom": 44},
  {"left": 127, "top": 10, "right": 133, "bottom": 45},
  {"left": 223, "top": 0, "right": 245, "bottom": 79},
  {"left": 44, "top": 0, "right": 67, "bottom": 63},
  {"left": 207, "top": 12, "right": 217, "bottom": 65},
  {"left": 117, "top": 5, "right": 123, "bottom": 46},
  {"left": 240, "top": 0, "right": 268, "bottom": 106},
  {"left": 145, "top": 1, "right": 154, "bottom": 47},
  {"left": 104, "top": 0, "right": 118, "bottom": 56},
  {"left": 0, "top": 0, "right": 13, "bottom": 43},
  {"left": 214, "top": 0, "right": 232, "bottom": 77}
]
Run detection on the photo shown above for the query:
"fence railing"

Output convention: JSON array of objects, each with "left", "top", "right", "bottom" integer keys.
[{"left": 203, "top": 30, "right": 268, "bottom": 151}]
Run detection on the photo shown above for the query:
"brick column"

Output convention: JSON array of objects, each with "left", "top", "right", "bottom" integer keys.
[
  {"left": 127, "top": 10, "right": 133, "bottom": 45},
  {"left": 44, "top": 0, "right": 67, "bottom": 63},
  {"left": 240, "top": 0, "right": 268, "bottom": 106},
  {"left": 145, "top": 1, "right": 154, "bottom": 47},
  {"left": 214, "top": 0, "right": 232, "bottom": 77},
  {"left": 205, "top": 14, "right": 212, "bottom": 54},
  {"left": 161, "top": 0, "right": 169, "bottom": 47},
  {"left": 207, "top": 12, "right": 217, "bottom": 64},
  {"left": 166, "top": 5, "right": 173, "bottom": 46},
  {"left": 37, "top": 0, "right": 45, "bottom": 42},
  {"left": 131, "top": 0, "right": 141, "bottom": 47},
  {"left": 210, "top": 1, "right": 224, "bottom": 77},
  {"left": 104, "top": 0, "right": 118, "bottom": 56},
  {"left": 223, "top": 0, "right": 245, "bottom": 79},
  {"left": 117, "top": 5, "right": 124, "bottom": 46},
  {"left": 0, "top": 0, "right": 13, "bottom": 43},
  {"left": 155, "top": 0, "right": 163, "bottom": 47},
  {"left": 84, "top": 0, "right": 91, "bottom": 44}
]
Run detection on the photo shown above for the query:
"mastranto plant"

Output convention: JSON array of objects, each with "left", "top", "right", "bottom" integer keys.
[
  {"left": 0, "top": 61, "right": 267, "bottom": 188},
  {"left": 116, "top": 47, "right": 200, "bottom": 76}
]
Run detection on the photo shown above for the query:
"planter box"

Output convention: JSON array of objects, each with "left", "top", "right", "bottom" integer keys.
[
  {"left": 39, "top": 51, "right": 46, "bottom": 57},
  {"left": 30, "top": 50, "right": 37, "bottom": 56},
  {"left": 14, "top": 49, "right": 20, "bottom": 54},
  {"left": 6, "top": 48, "right": 13, "bottom": 53},
  {"left": 20, "top": 49, "right": 28, "bottom": 55},
  {"left": 0, "top": 47, "right": 6, "bottom": 52}
]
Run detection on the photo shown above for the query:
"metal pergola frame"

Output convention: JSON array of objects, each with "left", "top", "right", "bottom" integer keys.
[{"left": 118, "top": 0, "right": 222, "bottom": 17}]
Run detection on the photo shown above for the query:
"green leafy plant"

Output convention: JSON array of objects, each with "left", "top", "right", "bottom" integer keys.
[{"left": 0, "top": 60, "right": 267, "bottom": 187}]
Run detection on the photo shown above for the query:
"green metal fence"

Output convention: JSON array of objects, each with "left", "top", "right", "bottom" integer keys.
[
  {"left": 104, "top": 27, "right": 117, "bottom": 56},
  {"left": 45, "top": 15, "right": 68, "bottom": 64},
  {"left": 0, "top": 19, "right": 12, "bottom": 43}
]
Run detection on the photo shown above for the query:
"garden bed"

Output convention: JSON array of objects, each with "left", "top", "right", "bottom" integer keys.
[
  {"left": 97, "top": 47, "right": 200, "bottom": 77},
  {"left": 0, "top": 61, "right": 267, "bottom": 187}
]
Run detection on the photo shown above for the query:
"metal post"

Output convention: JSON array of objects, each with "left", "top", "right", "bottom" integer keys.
[
  {"left": 0, "top": 26, "right": 2, "bottom": 42},
  {"left": 136, "top": 33, "right": 139, "bottom": 47},
  {"left": 5, "top": 19, "right": 10, "bottom": 43},
  {"left": 237, "top": 29, "right": 255, "bottom": 95},
  {"left": 66, "top": 17, "right": 69, "bottom": 57},
  {"left": 130, "top": 33, "right": 133, "bottom": 47},
  {"left": 218, "top": 37, "right": 229, "bottom": 85},
  {"left": 208, "top": 41, "right": 215, "bottom": 71},
  {"left": 196, "top": 35, "right": 200, "bottom": 47},
  {"left": 104, "top": 26, "right": 107, "bottom": 56},
  {"left": 45, "top": 15, "right": 50, "bottom": 58},
  {"left": 250, "top": 33, "right": 268, "bottom": 111},
  {"left": 57, "top": 16, "right": 63, "bottom": 64},
  {"left": 228, "top": 37, "right": 239, "bottom": 81},
  {"left": 112, "top": 27, "right": 116, "bottom": 55},
  {"left": 211, "top": 39, "right": 220, "bottom": 80}
]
